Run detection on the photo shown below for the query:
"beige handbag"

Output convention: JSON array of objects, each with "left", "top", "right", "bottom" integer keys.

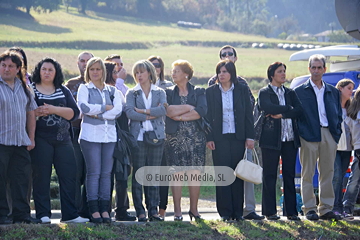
[{"left": 234, "top": 149, "right": 263, "bottom": 185}]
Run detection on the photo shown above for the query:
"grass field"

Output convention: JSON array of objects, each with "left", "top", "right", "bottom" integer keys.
[{"left": 1, "top": 6, "right": 350, "bottom": 89}]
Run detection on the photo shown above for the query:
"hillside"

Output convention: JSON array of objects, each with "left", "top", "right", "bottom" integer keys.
[{"left": 0, "top": 6, "right": 332, "bottom": 84}]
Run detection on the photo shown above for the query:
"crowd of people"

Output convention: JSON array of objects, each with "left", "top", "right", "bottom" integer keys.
[{"left": 0, "top": 44, "right": 359, "bottom": 225}]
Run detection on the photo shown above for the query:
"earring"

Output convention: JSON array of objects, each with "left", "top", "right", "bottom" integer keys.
[{"left": 185, "top": 76, "right": 188, "bottom": 79}]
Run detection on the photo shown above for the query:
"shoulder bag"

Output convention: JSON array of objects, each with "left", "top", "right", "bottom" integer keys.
[{"left": 234, "top": 149, "right": 263, "bottom": 184}]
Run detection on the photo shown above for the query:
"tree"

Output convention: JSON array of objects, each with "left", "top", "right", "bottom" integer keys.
[{"left": 279, "top": 15, "right": 298, "bottom": 37}]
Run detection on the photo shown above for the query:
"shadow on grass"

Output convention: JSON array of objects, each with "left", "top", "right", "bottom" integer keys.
[{"left": 0, "top": 8, "right": 71, "bottom": 34}]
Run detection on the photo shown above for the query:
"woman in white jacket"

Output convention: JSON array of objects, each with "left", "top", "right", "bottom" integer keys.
[{"left": 77, "top": 57, "right": 123, "bottom": 223}]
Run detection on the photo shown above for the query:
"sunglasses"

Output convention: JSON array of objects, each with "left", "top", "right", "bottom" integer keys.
[
  {"left": 152, "top": 63, "right": 161, "bottom": 68},
  {"left": 221, "top": 52, "right": 234, "bottom": 58}
]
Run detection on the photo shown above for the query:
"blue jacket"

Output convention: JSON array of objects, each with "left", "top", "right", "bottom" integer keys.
[{"left": 294, "top": 79, "right": 342, "bottom": 143}]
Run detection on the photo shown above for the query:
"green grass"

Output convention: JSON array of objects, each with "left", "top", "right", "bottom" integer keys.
[
  {"left": 2, "top": 220, "right": 359, "bottom": 240},
  {"left": 0, "top": 6, "right": 286, "bottom": 44},
  {"left": 1, "top": 5, "right": 349, "bottom": 88}
]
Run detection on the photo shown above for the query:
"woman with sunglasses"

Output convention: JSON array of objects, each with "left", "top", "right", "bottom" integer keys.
[
  {"left": 147, "top": 55, "right": 173, "bottom": 219},
  {"left": 148, "top": 56, "right": 173, "bottom": 90}
]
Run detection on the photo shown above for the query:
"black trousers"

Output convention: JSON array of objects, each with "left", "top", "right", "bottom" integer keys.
[
  {"left": 212, "top": 134, "right": 245, "bottom": 219},
  {"left": 159, "top": 152, "right": 169, "bottom": 210},
  {"left": 72, "top": 128, "right": 87, "bottom": 214},
  {"left": 31, "top": 137, "right": 78, "bottom": 221},
  {"left": 261, "top": 141, "right": 298, "bottom": 216},
  {"left": 110, "top": 171, "right": 130, "bottom": 216},
  {"left": 0, "top": 145, "right": 31, "bottom": 220}
]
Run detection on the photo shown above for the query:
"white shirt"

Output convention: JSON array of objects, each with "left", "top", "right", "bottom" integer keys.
[
  {"left": 133, "top": 83, "right": 156, "bottom": 141},
  {"left": 77, "top": 82, "right": 123, "bottom": 143},
  {"left": 219, "top": 83, "right": 235, "bottom": 134},
  {"left": 310, "top": 79, "right": 328, "bottom": 127},
  {"left": 115, "top": 78, "right": 129, "bottom": 96}
]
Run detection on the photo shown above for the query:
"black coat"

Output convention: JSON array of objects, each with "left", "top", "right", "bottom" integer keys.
[
  {"left": 206, "top": 83, "right": 254, "bottom": 142},
  {"left": 258, "top": 84, "right": 303, "bottom": 150}
]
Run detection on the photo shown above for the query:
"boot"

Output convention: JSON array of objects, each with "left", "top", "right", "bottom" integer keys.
[
  {"left": 88, "top": 200, "right": 102, "bottom": 223},
  {"left": 99, "top": 200, "right": 111, "bottom": 224}
]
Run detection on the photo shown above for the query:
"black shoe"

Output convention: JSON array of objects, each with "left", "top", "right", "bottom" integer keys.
[
  {"left": 115, "top": 212, "right": 137, "bottom": 221},
  {"left": 138, "top": 217, "right": 148, "bottom": 222},
  {"left": 149, "top": 215, "right": 164, "bottom": 222},
  {"left": 266, "top": 215, "right": 280, "bottom": 220},
  {"left": 319, "top": 211, "right": 342, "bottom": 221},
  {"left": 306, "top": 210, "right": 319, "bottom": 220},
  {"left": 221, "top": 216, "right": 231, "bottom": 222},
  {"left": 287, "top": 215, "right": 301, "bottom": 221},
  {"left": 0, "top": 216, "right": 12, "bottom": 225},
  {"left": 13, "top": 216, "right": 41, "bottom": 224},
  {"left": 188, "top": 211, "right": 203, "bottom": 222},
  {"left": 234, "top": 217, "right": 245, "bottom": 221},
  {"left": 244, "top": 212, "right": 265, "bottom": 220}
]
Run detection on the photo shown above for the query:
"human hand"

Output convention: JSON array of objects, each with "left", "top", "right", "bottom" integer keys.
[
  {"left": 27, "top": 139, "right": 35, "bottom": 151},
  {"left": 245, "top": 139, "right": 254, "bottom": 149},
  {"left": 270, "top": 114, "right": 282, "bottom": 119},
  {"left": 206, "top": 141, "right": 215, "bottom": 150},
  {"left": 105, "top": 105, "right": 114, "bottom": 111},
  {"left": 118, "top": 67, "right": 127, "bottom": 80}
]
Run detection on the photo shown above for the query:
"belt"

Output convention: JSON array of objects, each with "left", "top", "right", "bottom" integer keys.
[{"left": 320, "top": 125, "right": 328, "bottom": 128}]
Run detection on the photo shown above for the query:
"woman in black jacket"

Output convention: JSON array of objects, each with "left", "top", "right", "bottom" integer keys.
[
  {"left": 206, "top": 60, "right": 254, "bottom": 221},
  {"left": 258, "top": 62, "right": 302, "bottom": 220}
]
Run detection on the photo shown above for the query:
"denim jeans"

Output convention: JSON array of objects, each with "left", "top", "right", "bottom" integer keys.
[
  {"left": 332, "top": 151, "right": 351, "bottom": 212},
  {"left": 342, "top": 156, "right": 360, "bottom": 214},
  {"left": 80, "top": 140, "right": 115, "bottom": 201}
]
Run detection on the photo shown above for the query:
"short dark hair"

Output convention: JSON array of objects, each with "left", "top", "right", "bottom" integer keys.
[
  {"left": 148, "top": 55, "right": 165, "bottom": 81},
  {"left": 267, "top": 62, "right": 287, "bottom": 82},
  {"left": 0, "top": 50, "right": 31, "bottom": 106},
  {"left": 215, "top": 60, "right": 237, "bottom": 85},
  {"left": 104, "top": 62, "right": 116, "bottom": 85},
  {"left": 32, "top": 57, "right": 64, "bottom": 88},
  {"left": 219, "top": 45, "right": 237, "bottom": 59},
  {"left": 8, "top": 46, "right": 28, "bottom": 71},
  {"left": 104, "top": 54, "right": 121, "bottom": 61}
]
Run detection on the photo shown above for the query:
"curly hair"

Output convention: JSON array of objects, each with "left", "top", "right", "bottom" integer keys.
[{"left": 32, "top": 57, "right": 64, "bottom": 88}]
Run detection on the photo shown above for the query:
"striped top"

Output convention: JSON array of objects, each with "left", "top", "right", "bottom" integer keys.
[
  {"left": 0, "top": 77, "right": 38, "bottom": 146},
  {"left": 31, "top": 83, "right": 80, "bottom": 142}
]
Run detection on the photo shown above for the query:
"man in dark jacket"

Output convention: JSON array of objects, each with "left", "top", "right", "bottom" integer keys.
[{"left": 294, "top": 54, "right": 342, "bottom": 221}]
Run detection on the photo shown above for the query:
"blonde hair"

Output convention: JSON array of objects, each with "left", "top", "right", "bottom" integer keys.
[
  {"left": 84, "top": 57, "right": 106, "bottom": 83},
  {"left": 172, "top": 59, "right": 194, "bottom": 80},
  {"left": 132, "top": 60, "right": 157, "bottom": 84}
]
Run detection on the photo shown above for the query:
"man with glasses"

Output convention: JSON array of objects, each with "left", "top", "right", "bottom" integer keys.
[
  {"left": 208, "top": 45, "right": 262, "bottom": 220},
  {"left": 104, "top": 54, "right": 128, "bottom": 96},
  {"left": 208, "top": 45, "right": 255, "bottom": 106}
]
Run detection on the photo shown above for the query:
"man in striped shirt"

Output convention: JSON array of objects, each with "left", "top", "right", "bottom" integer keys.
[{"left": 0, "top": 51, "right": 40, "bottom": 224}]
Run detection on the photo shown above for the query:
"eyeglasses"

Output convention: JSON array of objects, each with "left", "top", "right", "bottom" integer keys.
[
  {"left": 152, "top": 63, "right": 161, "bottom": 68},
  {"left": 221, "top": 52, "right": 234, "bottom": 58}
]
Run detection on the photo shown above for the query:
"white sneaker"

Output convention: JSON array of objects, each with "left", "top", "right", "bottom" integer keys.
[
  {"left": 40, "top": 216, "right": 51, "bottom": 224},
  {"left": 61, "top": 216, "right": 89, "bottom": 223}
]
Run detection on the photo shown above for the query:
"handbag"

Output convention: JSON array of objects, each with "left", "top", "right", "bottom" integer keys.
[
  {"left": 196, "top": 117, "right": 212, "bottom": 135},
  {"left": 143, "top": 131, "right": 164, "bottom": 147},
  {"left": 254, "top": 111, "right": 265, "bottom": 141},
  {"left": 234, "top": 149, "right": 263, "bottom": 184}
]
